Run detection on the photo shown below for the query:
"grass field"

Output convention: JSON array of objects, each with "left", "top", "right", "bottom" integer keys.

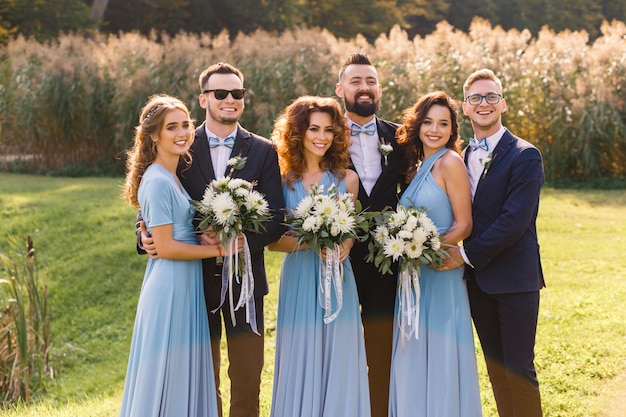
[{"left": 0, "top": 173, "right": 625, "bottom": 416}]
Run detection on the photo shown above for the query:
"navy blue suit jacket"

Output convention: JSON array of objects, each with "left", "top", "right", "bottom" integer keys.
[
  {"left": 463, "top": 129, "right": 545, "bottom": 294},
  {"left": 178, "top": 123, "right": 286, "bottom": 300}
]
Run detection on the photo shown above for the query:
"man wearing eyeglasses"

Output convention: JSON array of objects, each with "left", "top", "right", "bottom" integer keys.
[
  {"left": 442, "top": 68, "right": 545, "bottom": 417},
  {"left": 139, "top": 62, "right": 285, "bottom": 417}
]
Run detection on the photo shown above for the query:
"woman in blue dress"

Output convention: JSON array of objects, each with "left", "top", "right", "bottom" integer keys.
[
  {"left": 268, "top": 96, "right": 371, "bottom": 417},
  {"left": 121, "top": 95, "right": 228, "bottom": 417},
  {"left": 389, "top": 91, "right": 482, "bottom": 417}
]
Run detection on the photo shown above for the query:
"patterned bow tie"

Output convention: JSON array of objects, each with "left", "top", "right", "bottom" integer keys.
[
  {"left": 468, "top": 137, "right": 488, "bottom": 151},
  {"left": 351, "top": 122, "right": 376, "bottom": 136},
  {"left": 208, "top": 136, "right": 235, "bottom": 148}
]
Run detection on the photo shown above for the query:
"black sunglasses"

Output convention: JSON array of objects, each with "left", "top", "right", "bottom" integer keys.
[{"left": 203, "top": 88, "right": 246, "bottom": 100}]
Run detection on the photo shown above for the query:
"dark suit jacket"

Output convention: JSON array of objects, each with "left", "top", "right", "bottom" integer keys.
[
  {"left": 179, "top": 123, "right": 286, "bottom": 301},
  {"left": 463, "top": 129, "right": 545, "bottom": 294},
  {"left": 350, "top": 118, "right": 406, "bottom": 277}
]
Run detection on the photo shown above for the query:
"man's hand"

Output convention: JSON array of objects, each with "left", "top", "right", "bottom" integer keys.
[
  {"left": 139, "top": 221, "right": 159, "bottom": 259},
  {"left": 437, "top": 245, "right": 464, "bottom": 271}
]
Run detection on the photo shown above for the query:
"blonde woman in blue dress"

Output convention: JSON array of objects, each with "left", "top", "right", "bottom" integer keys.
[
  {"left": 268, "top": 96, "right": 370, "bottom": 417},
  {"left": 389, "top": 91, "right": 482, "bottom": 417},
  {"left": 121, "top": 94, "right": 239, "bottom": 417}
]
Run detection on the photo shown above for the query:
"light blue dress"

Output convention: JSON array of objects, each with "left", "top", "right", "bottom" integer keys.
[
  {"left": 389, "top": 148, "right": 482, "bottom": 417},
  {"left": 119, "top": 164, "right": 218, "bottom": 417},
  {"left": 270, "top": 172, "right": 371, "bottom": 417}
]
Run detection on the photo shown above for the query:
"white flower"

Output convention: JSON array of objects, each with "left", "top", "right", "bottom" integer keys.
[
  {"left": 430, "top": 237, "right": 441, "bottom": 251},
  {"left": 334, "top": 211, "right": 356, "bottom": 235},
  {"left": 294, "top": 195, "right": 315, "bottom": 218},
  {"left": 302, "top": 215, "right": 321, "bottom": 232},
  {"left": 405, "top": 240, "right": 424, "bottom": 259},
  {"left": 227, "top": 178, "right": 248, "bottom": 190},
  {"left": 245, "top": 190, "right": 270, "bottom": 215},
  {"left": 374, "top": 225, "right": 389, "bottom": 244},
  {"left": 330, "top": 223, "right": 341, "bottom": 237},
  {"left": 397, "top": 230, "right": 413, "bottom": 240},
  {"left": 402, "top": 215, "right": 418, "bottom": 232},
  {"left": 211, "top": 193, "right": 238, "bottom": 225},
  {"left": 314, "top": 197, "right": 337, "bottom": 219},
  {"left": 412, "top": 227, "right": 428, "bottom": 248},
  {"left": 383, "top": 236, "right": 405, "bottom": 261},
  {"left": 391, "top": 209, "right": 408, "bottom": 227}
]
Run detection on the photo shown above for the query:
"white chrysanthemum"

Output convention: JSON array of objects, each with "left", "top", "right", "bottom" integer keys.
[
  {"left": 397, "top": 230, "right": 413, "bottom": 240},
  {"left": 402, "top": 214, "right": 418, "bottom": 232},
  {"left": 429, "top": 237, "right": 441, "bottom": 251},
  {"left": 334, "top": 211, "right": 356, "bottom": 235},
  {"left": 405, "top": 240, "right": 424, "bottom": 259},
  {"left": 197, "top": 188, "right": 215, "bottom": 213},
  {"left": 314, "top": 197, "right": 337, "bottom": 219},
  {"left": 412, "top": 227, "right": 428, "bottom": 248},
  {"left": 213, "top": 178, "right": 230, "bottom": 189},
  {"left": 227, "top": 178, "right": 247, "bottom": 190},
  {"left": 383, "top": 236, "right": 405, "bottom": 261},
  {"left": 210, "top": 193, "right": 238, "bottom": 225},
  {"left": 302, "top": 215, "right": 321, "bottom": 232},
  {"left": 245, "top": 190, "right": 269, "bottom": 215},
  {"left": 235, "top": 187, "right": 250, "bottom": 198},
  {"left": 374, "top": 225, "right": 389, "bottom": 244},
  {"left": 294, "top": 195, "right": 314, "bottom": 218},
  {"left": 330, "top": 223, "right": 341, "bottom": 237},
  {"left": 341, "top": 194, "right": 355, "bottom": 212},
  {"left": 418, "top": 212, "right": 437, "bottom": 234},
  {"left": 391, "top": 209, "right": 408, "bottom": 227}
]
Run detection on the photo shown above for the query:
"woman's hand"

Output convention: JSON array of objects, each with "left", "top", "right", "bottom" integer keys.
[{"left": 320, "top": 238, "right": 354, "bottom": 262}]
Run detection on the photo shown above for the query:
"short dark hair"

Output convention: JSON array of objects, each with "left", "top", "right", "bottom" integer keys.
[
  {"left": 338, "top": 53, "right": 373, "bottom": 81},
  {"left": 198, "top": 62, "right": 244, "bottom": 91}
]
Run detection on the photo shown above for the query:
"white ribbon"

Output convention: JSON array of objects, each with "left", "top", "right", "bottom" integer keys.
[
  {"left": 398, "top": 263, "right": 421, "bottom": 343},
  {"left": 212, "top": 234, "right": 258, "bottom": 335},
  {"left": 318, "top": 243, "right": 343, "bottom": 324}
]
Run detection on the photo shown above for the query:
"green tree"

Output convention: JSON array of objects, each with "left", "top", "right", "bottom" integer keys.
[{"left": 4, "top": 0, "right": 91, "bottom": 41}]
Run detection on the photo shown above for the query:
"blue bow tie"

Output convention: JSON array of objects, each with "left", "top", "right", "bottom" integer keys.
[
  {"left": 351, "top": 122, "right": 376, "bottom": 136},
  {"left": 468, "top": 137, "right": 488, "bottom": 151},
  {"left": 208, "top": 136, "right": 235, "bottom": 148}
]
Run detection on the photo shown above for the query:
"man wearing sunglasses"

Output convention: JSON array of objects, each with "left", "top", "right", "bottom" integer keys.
[{"left": 139, "top": 62, "right": 285, "bottom": 417}]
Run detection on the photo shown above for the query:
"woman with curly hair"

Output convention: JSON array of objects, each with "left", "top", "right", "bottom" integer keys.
[
  {"left": 268, "top": 96, "right": 370, "bottom": 417},
  {"left": 121, "top": 94, "right": 224, "bottom": 417}
]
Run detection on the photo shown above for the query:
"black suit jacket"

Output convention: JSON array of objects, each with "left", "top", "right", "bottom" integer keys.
[
  {"left": 463, "top": 129, "right": 545, "bottom": 294},
  {"left": 350, "top": 117, "right": 407, "bottom": 277},
  {"left": 179, "top": 123, "right": 286, "bottom": 300}
]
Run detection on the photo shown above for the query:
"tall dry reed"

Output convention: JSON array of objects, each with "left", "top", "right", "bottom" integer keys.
[{"left": 0, "top": 19, "right": 625, "bottom": 180}]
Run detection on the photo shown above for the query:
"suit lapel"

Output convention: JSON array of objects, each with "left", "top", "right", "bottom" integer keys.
[
  {"left": 473, "top": 131, "right": 513, "bottom": 201},
  {"left": 193, "top": 123, "right": 217, "bottom": 183},
  {"left": 367, "top": 118, "right": 397, "bottom": 197},
  {"left": 229, "top": 124, "right": 252, "bottom": 178}
]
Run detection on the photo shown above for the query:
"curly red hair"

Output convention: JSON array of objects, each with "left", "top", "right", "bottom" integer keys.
[{"left": 271, "top": 96, "right": 351, "bottom": 188}]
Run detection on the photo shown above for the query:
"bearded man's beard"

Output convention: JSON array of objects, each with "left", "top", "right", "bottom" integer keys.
[{"left": 345, "top": 92, "right": 379, "bottom": 117}]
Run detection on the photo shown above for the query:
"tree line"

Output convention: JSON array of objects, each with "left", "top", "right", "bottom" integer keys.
[{"left": 1, "top": 0, "right": 626, "bottom": 44}]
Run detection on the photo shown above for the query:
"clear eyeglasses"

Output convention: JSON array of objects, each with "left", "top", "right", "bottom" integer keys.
[{"left": 465, "top": 93, "right": 503, "bottom": 105}]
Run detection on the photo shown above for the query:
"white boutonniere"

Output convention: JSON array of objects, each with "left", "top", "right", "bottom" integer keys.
[
  {"left": 226, "top": 155, "right": 247, "bottom": 176},
  {"left": 378, "top": 142, "right": 393, "bottom": 166},
  {"left": 479, "top": 152, "right": 495, "bottom": 179}
]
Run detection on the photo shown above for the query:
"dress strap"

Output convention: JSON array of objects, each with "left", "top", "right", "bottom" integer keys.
[{"left": 410, "top": 147, "right": 448, "bottom": 194}]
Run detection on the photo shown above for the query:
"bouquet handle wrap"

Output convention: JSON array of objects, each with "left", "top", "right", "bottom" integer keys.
[
  {"left": 398, "top": 264, "right": 421, "bottom": 343},
  {"left": 319, "top": 243, "right": 343, "bottom": 324},
  {"left": 212, "top": 234, "right": 258, "bottom": 335}
]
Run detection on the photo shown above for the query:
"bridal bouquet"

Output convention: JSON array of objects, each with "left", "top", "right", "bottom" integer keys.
[
  {"left": 365, "top": 203, "right": 448, "bottom": 339},
  {"left": 191, "top": 167, "right": 271, "bottom": 335},
  {"left": 286, "top": 182, "right": 373, "bottom": 323}
]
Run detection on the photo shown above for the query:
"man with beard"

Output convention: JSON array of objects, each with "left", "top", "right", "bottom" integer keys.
[{"left": 336, "top": 53, "right": 408, "bottom": 417}]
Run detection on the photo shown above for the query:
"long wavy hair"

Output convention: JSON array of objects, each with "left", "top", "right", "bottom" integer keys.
[
  {"left": 124, "top": 94, "right": 193, "bottom": 207},
  {"left": 271, "top": 96, "right": 350, "bottom": 189},
  {"left": 397, "top": 91, "right": 461, "bottom": 168}
]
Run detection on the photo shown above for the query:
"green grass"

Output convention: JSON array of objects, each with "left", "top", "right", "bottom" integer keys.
[{"left": 0, "top": 173, "right": 624, "bottom": 417}]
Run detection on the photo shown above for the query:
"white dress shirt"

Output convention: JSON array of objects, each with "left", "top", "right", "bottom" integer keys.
[
  {"left": 346, "top": 116, "right": 381, "bottom": 196},
  {"left": 461, "top": 125, "right": 506, "bottom": 267},
  {"left": 467, "top": 125, "right": 506, "bottom": 199},
  {"left": 206, "top": 126, "right": 237, "bottom": 179}
]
